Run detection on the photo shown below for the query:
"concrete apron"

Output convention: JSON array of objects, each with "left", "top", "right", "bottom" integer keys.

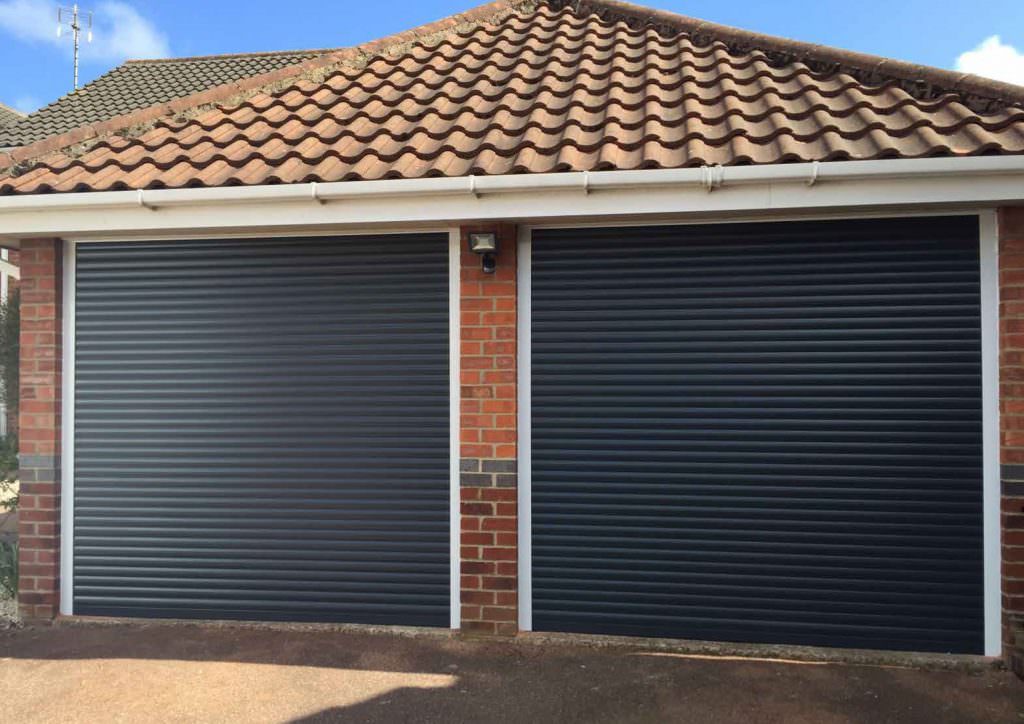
[{"left": 44, "top": 616, "right": 999, "bottom": 673}]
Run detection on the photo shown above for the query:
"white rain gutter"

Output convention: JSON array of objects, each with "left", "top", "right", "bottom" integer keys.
[
  {"left": 0, "top": 156, "right": 1020, "bottom": 212},
  {"left": 0, "top": 156, "right": 1022, "bottom": 239}
]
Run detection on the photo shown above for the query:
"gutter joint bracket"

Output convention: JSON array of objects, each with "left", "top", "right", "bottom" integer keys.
[
  {"left": 701, "top": 164, "right": 724, "bottom": 192},
  {"left": 807, "top": 160, "right": 821, "bottom": 187},
  {"left": 137, "top": 189, "right": 156, "bottom": 211}
]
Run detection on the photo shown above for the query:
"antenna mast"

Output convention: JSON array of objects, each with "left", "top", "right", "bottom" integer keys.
[{"left": 57, "top": 4, "right": 93, "bottom": 90}]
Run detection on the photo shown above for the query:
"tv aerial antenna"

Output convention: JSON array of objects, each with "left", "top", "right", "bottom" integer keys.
[{"left": 56, "top": 4, "right": 93, "bottom": 90}]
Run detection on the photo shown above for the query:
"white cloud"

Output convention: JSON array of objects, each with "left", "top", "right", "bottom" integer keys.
[
  {"left": 0, "top": 0, "right": 55, "bottom": 44},
  {"left": 94, "top": 2, "right": 169, "bottom": 59},
  {"left": 0, "top": 0, "right": 169, "bottom": 62},
  {"left": 955, "top": 35, "right": 1024, "bottom": 86}
]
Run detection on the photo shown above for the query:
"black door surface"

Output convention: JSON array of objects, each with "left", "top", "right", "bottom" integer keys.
[
  {"left": 531, "top": 217, "right": 984, "bottom": 653},
  {"left": 73, "top": 234, "right": 450, "bottom": 625}
]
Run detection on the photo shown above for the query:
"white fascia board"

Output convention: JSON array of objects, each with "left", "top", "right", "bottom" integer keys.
[{"left": 0, "top": 156, "right": 1022, "bottom": 240}]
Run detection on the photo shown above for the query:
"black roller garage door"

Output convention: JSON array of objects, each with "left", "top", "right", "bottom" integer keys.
[
  {"left": 531, "top": 217, "right": 984, "bottom": 653},
  {"left": 73, "top": 233, "right": 450, "bottom": 625}
]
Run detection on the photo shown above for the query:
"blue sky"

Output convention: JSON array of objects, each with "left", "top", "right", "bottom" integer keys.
[{"left": 1, "top": 0, "right": 1023, "bottom": 114}]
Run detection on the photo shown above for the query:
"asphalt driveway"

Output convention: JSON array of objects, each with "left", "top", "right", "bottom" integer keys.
[{"left": 0, "top": 623, "right": 1021, "bottom": 723}]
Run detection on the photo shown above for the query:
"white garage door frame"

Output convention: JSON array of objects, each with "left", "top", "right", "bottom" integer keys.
[
  {"left": 59, "top": 227, "right": 464, "bottom": 629},
  {"left": 517, "top": 209, "right": 1002, "bottom": 657},
  {"left": 54, "top": 208, "right": 1002, "bottom": 652}
]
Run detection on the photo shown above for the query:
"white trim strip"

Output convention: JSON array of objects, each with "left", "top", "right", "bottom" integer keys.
[
  {"left": 449, "top": 228, "right": 461, "bottom": 629},
  {"left": 517, "top": 226, "right": 532, "bottom": 632},
  {"left": 59, "top": 239, "right": 75, "bottom": 617},
  {"left": 517, "top": 212, "right": 1001, "bottom": 652},
  {"left": 2, "top": 157, "right": 1022, "bottom": 240},
  {"left": 52, "top": 211, "right": 1004, "bottom": 649},
  {"left": 0, "top": 258, "right": 18, "bottom": 280},
  {"left": 60, "top": 232, "right": 461, "bottom": 624},
  {"left": 980, "top": 210, "right": 1001, "bottom": 657},
  {"left": 1, "top": 249, "right": 9, "bottom": 304}
]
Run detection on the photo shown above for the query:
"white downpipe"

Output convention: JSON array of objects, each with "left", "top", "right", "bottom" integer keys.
[{"left": 2, "top": 156, "right": 1023, "bottom": 213}]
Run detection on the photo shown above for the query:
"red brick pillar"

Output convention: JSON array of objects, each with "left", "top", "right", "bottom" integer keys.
[
  {"left": 17, "top": 239, "right": 62, "bottom": 622},
  {"left": 1000, "top": 207, "right": 1024, "bottom": 668},
  {"left": 459, "top": 224, "right": 518, "bottom": 635}
]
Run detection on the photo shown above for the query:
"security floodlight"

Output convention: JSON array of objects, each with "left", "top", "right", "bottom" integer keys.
[{"left": 468, "top": 232, "right": 499, "bottom": 273}]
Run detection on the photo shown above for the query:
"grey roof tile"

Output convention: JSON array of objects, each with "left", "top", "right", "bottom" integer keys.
[
  {"left": 0, "top": 49, "right": 336, "bottom": 147},
  {"left": 0, "top": 102, "right": 25, "bottom": 131}
]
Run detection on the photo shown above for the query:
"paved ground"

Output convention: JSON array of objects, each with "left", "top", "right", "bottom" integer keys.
[{"left": 0, "top": 624, "right": 1022, "bottom": 723}]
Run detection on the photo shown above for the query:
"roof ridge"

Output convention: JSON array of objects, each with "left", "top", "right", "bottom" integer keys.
[
  {"left": 0, "top": 0, "right": 529, "bottom": 173},
  {"left": 123, "top": 48, "right": 347, "bottom": 64},
  {"left": 559, "top": 0, "right": 1024, "bottom": 109}
]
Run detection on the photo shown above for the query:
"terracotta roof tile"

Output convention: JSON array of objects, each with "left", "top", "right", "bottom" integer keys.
[{"left": 2, "top": 0, "right": 1024, "bottom": 195}]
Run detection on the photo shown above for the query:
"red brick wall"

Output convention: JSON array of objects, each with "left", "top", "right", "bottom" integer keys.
[
  {"left": 459, "top": 224, "right": 518, "bottom": 635},
  {"left": 17, "top": 239, "right": 62, "bottom": 622},
  {"left": 1001, "top": 208, "right": 1021, "bottom": 660},
  {"left": 1001, "top": 207, "right": 1024, "bottom": 666}
]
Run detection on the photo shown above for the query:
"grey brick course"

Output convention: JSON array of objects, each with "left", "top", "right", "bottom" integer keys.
[{"left": 459, "top": 457, "right": 518, "bottom": 488}]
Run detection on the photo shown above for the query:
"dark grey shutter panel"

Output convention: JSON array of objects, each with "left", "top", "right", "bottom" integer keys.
[
  {"left": 73, "top": 234, "right": 450, "bottom": 626},
  {"left": 531, "top": 217, "right": 984, "bottom": 653}
]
